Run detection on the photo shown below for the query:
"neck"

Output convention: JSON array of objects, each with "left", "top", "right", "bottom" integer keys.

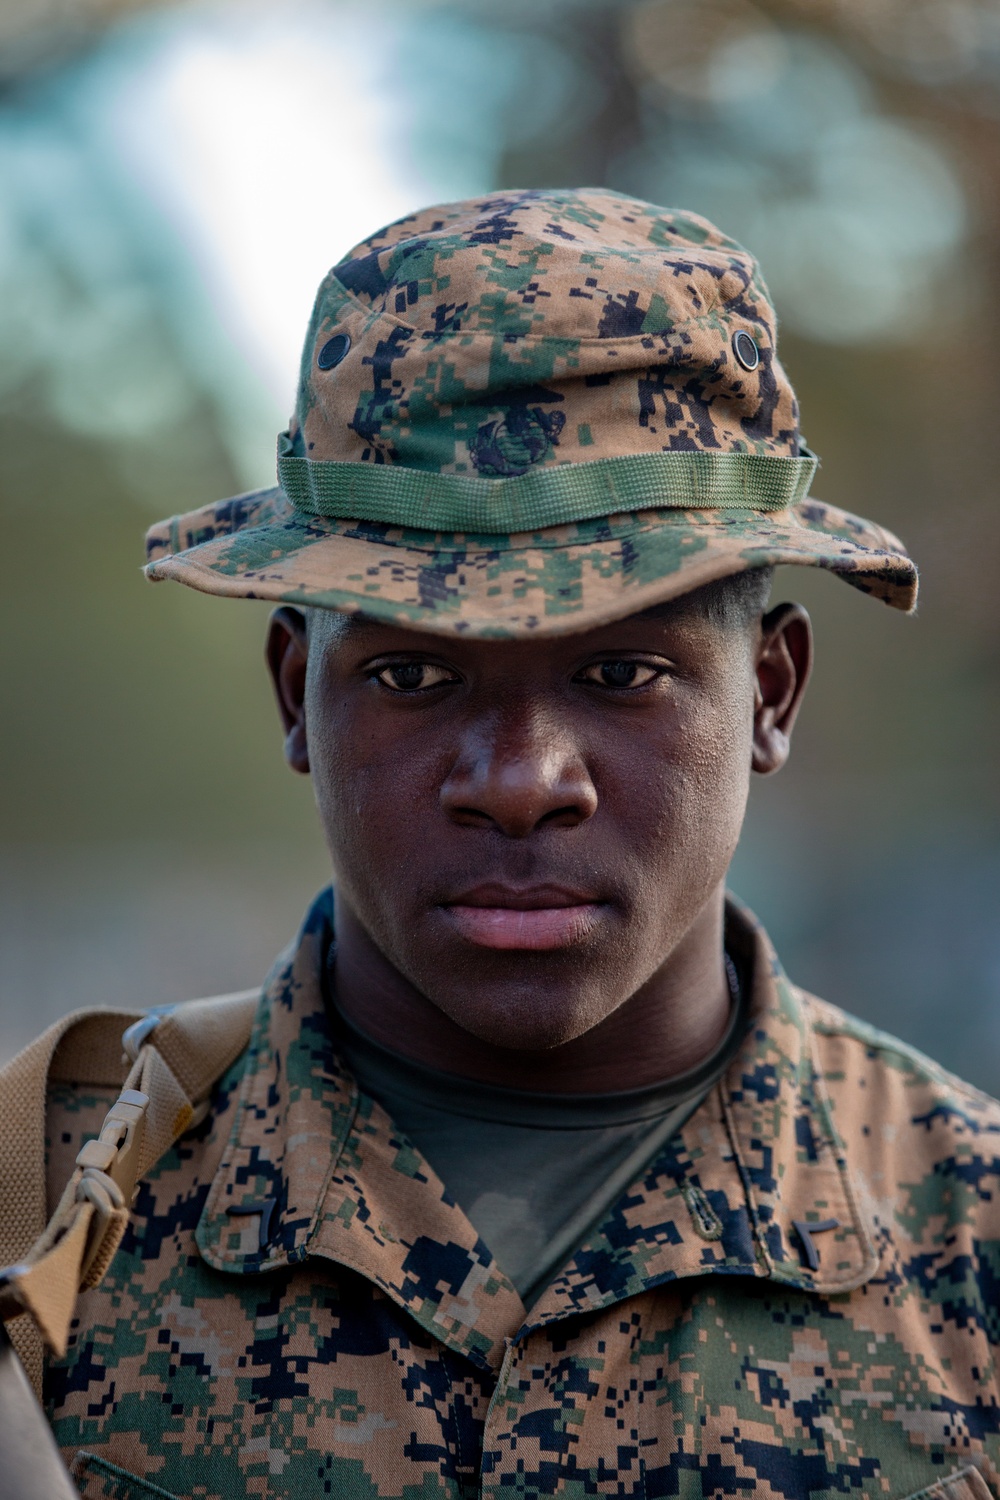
[{"left": 331, "top": 888, "right": 732, "bottom": 1094}]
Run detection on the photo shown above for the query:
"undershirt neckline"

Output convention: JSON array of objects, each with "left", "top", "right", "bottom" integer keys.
[
  {"left": 329, "top": 951, "right": 748, "bottom": 1128},
  {"left": 326, "top": 949, "right": 750, "bottom": 1306}
]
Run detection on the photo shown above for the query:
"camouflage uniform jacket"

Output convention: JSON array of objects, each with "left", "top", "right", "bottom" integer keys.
[{"left": 44, "top": 891, "right": 1000, "bottom": 1500}]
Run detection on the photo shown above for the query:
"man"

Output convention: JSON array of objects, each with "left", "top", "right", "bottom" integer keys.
[{"left": 3, "top": 188, "right": 999, "bottom": 1500}]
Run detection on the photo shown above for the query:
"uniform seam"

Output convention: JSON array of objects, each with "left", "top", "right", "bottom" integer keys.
[
  {"left": 304, "top": 1081, "right": 363, "bottom": 1259},
  {"left": 898, "top": 1464, "right": 991, "bottom": 1500},
  {"left": 160, "top": 511, "right": 872, "bottom": 563},
  {"left": 801, "top": 999, "right": 881, "bottom": 1292},
  {"left": 71, "top": 1451, "right": 179, "bottom": 1498},
  {"left": 441, "top": 1349, "right": 471, "bottom": 1484},
  {"left": 320, "top": 270, "right": 767, "bottom": 347},
  {"left": 720, "top": 999, "right": 880, "bottom": 1294},
  {"left": 808, "top": 999, "right": 999, "bottom": 1112},
  {"left": 199, "top": 1082, "right": 360, "bottom": 1273},
  {"left": 718, "top": 1079, "right": 773, "bottom": 1278}
]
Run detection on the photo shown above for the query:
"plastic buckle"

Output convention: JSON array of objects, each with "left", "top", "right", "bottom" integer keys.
[
  {"left": 75, "top": 1088, "right": 150, "bottom": 1202},
  {"left": 121, "top": 1004, "right": 176, "bottom": 1063},
  {"left": 99, "top": 1088, "right": 150, "bottom": 1198},
  {"left": 73, "top": 1088, "right": 150, "bottom": 1285}
]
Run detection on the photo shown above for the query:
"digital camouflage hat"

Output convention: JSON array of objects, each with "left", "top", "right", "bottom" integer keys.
[{"left": 145, "top": 187, "right": 917, "bottom": 636}]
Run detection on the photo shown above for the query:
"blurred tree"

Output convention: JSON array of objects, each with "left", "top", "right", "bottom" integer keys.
[{"left": 0, "top": 0, "right": 997, "bottom": 1084}]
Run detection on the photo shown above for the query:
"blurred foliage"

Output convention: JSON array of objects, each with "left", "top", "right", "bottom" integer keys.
[{"left": 1, "top": 0, "right": 998, "bottom": 1084}]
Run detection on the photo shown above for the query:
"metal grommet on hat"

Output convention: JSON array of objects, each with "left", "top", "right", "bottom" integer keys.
[
  {"left": 732, "top": 329, "right": 759, "bottom": 371},
  {"left": 317, "top": 333, "right": 351, "bottom": 370}
]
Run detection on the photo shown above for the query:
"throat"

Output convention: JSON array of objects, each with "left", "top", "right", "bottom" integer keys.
[{"left": 329, "top": 887, "right": 737, "bottom": 1093}]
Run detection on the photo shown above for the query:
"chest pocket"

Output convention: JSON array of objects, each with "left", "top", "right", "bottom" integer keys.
[
  {"left": 70, "top": 1452, "right": 179, "bottom": 1500},
  {"left": 901, "top": 1470, "right": 995, "bottom": 1500}
]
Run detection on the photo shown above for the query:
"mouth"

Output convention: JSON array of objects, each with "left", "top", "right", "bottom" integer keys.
[{"left": 439, "top": 883, "right": 607, "bottom": 951}]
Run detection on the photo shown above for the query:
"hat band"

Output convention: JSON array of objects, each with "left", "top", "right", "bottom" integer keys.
[{"left": 277, "top": 434, "right": 817, "bottom": 534}]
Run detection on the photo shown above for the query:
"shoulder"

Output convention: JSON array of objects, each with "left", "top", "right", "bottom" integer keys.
[
  {"left": 801, "top": 989, "right": 1000, "bottom": 1204},
  {"left": 804, "top": 989, "right": 1000, "bottom": 1118},
  {"left": 3, "top": 992, "right": 258, "bottom": 1225}
]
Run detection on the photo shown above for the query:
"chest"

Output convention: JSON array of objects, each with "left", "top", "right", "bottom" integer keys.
[{"left": 48, "top": 1248, "right": 1000, "bottom": 1500}]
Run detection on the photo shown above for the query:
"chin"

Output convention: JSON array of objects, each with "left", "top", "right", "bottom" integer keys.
[{"left": 435, "top": 986, "right": 610, "bottom": 1055}]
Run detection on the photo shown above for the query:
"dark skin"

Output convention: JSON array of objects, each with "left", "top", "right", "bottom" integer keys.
[{"left": 266, "top": 588, "right": 812, "bottom": 1093}]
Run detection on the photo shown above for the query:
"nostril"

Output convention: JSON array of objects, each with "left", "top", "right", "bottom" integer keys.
[
  {"left": 439, "top": 724, "right": 598, "bottom": 836},
  {"left": 449, "top": 805, "right": 495, "bottom": 829},
  {"left": 442, "top": 786, "right": 596, "bottom": 838},
  {"left": 538, "top": 804, "right": 589, "bottom": 830}
]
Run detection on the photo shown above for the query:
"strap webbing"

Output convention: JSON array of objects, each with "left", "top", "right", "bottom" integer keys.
[
  {"left": 277, "top": 433, "right": 819, "bottom": 533},
  {"left": 0, "top": 992, "right": 257, "bottom": 1399},
  {"left": 0, "top": 1321, "right": 79, "bottom": 1499}
]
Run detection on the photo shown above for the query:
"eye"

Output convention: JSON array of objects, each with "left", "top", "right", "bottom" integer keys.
[
  {"left": 577, "top": 660, "right": 662, "bottom": 690},
  {"left": 374, "top": 661, "right": 457, "bottom": 693}
]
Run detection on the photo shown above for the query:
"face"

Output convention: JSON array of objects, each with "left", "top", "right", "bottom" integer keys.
[{"left": 268, "top": 591, "right": 810, "bottom": 1053}]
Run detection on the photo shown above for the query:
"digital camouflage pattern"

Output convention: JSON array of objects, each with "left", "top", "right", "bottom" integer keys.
[
  {"left": 43, "top": 892, "right": 1000, "bottom": 1500},
  {"left": 144, "top": 189, "right": 917, "bottom": 634},
  {"left": 285, "top": 188, "right": 799, "bottom": 470}
]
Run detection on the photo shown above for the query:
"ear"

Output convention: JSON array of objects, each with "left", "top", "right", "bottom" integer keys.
[
  {"left": 751, "top": 602, "right": 813, "bottom": 775},
  {"left": 265, "top": 607, "right": 310, "bottom": 774}
]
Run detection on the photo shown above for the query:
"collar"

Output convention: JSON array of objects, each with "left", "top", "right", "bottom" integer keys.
[{"left": 196, "top": 891, "right": 878, "bottom": 1372}]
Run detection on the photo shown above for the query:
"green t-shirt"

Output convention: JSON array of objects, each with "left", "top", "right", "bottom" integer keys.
[{"left": 335, "top": 958, "right": 748, "bottom": 1310}]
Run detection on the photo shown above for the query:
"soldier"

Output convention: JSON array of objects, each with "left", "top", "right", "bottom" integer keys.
[{"left": 2, "top": 188, "right": 999, "bottom": 1500}]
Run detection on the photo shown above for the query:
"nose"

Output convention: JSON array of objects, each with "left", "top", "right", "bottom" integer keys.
[{"left": 440, "top": 705, "right": 598, "bottom": 838}]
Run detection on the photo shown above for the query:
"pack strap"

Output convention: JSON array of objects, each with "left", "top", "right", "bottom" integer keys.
[
  {"left": 0, "top": 1321, "right": 79, "bottom": 1499},
  {"left": 0, "top": 992, "right": 257, "bottom": 1399}
]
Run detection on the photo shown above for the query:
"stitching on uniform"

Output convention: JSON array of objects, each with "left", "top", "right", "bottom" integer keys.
[
  {"left": 717, "top": 988, "right": 880, "bottom": 1292},
  {"left": 319, "top": 514, "right": 804, "bottom": 553},
  {"left": 718, "top": 1082, "right": 773, "bottom": 1277},
  {"left": 71, "top": 1451, "right": 180, "bottom": 1498},
  {"left": 196, "top": 992, "right": 276, "bottom": 1268},
  {"left": 897, "top": 1465, "right": 990, "bottom": 1500},
  {"left": 303, "top": 1077, "right": 362, "bottom": 1258},
  {"left": 440, "top": 1348, "right": 471, "bottom": 1486},
  {"left": 199, "top": 508, "right": 851, "bottom": 557},
  {"left": 196, "top": 988, "right": 361, "bottom": 1272},
  {"left": 800, "top": 995, "right": 881, "bottom": 1293}
]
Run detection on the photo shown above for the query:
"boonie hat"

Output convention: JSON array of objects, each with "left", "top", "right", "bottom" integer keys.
[{"left": 145, "top": 188, "right": 917, "bottom": 635}]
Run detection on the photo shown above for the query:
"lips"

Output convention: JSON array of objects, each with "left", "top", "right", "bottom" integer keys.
[{"left": 439, "top": 884, "right": 607, "bottom": 951}]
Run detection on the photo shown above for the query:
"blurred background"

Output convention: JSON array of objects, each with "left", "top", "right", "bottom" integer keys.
[{"left": 1, "top": 0, "right": 998, "bottom": 1085}]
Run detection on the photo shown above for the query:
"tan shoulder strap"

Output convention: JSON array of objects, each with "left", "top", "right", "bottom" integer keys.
[{"left": 0, "top": 992, "right": 257, "bottom": 1398}]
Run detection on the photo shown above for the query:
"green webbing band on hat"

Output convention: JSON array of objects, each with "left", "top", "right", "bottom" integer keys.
[{"left": 277, "top": 434, "right": 818, "bottom": 533}]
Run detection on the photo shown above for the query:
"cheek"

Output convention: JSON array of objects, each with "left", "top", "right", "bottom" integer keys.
[
  {"left": 677, "top": 690, "right": 752, "bottom": 826},
  {"left": 625, "top": 675, "right": 754, "bottom": 883},
  {"left": 304, "top": 682, "right": 438, "bottom": 887}
]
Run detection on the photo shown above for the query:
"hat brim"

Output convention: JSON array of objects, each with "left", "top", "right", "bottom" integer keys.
[{"left": 145, "top": 486, "right": 917, "bottom": 637}]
